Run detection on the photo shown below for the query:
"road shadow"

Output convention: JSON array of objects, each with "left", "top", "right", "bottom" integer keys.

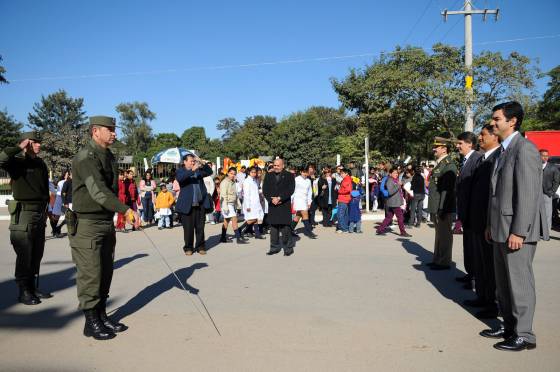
[
  {"left": 111, "top": 262, "right": 208, "bottom": 322},
  {"left": 0, "top": 253, "right": 148, "bottom": 329},
  {"left": 399, "top": 239, "right": 500, "bottom": 329}
]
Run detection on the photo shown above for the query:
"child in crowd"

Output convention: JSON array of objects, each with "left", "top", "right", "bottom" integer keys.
[
  {"left": 213, "top": 177, "right": 222, "bottom": 224},
  {"left": 155, "top": 183, "right": 175, "bottom": 229},
  {"left": 348, "top": 189, "right": 363, "bottom": 233}
]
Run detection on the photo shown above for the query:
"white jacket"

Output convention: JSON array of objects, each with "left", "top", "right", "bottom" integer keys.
[
  {"left": 242, "top": 176, "right": 264, "bottom": 220},
  {"left": 293, "top": 175, "right": 312, "bottom": 211}
]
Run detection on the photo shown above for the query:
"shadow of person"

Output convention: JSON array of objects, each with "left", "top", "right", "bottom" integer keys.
[
  {"left": 110, "top": 262, "right": 208, "bottom": 322},
  {"left": 204, "top": 235, "right": 222, "bottom": 252},
  {"left": 399, "top": 239, "right": 499, "bottom": 329},
  {"left": 0, "top": 253, "right": 148, "bottom": 329}
]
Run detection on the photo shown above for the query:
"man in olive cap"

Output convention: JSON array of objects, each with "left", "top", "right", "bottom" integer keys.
[
  {"left": 70, "top": 115, "right": 140, "bottom": 340},
  {"left": 427, "top": 138, "right": 458, "bottom": 270},
  {"left": 0, "top": 131, "right": 52, "bottom": 305}
]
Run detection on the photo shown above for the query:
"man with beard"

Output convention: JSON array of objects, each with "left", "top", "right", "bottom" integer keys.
[{"left": 262, "top": 158, "right": 296, "bottom": 256}]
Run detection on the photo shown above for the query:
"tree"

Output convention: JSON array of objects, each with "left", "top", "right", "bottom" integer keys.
[
  {"left": 146, "top": 132, "right": 181, "bottom": 158},
  {"left": 332, "top": 44, "right": 538, "bottom": 158},
  {"left": 28, "top": 90, "right": 88, "bottom": 176},
  {"left": 272, "top": 107, "right": 340, "bottom": 166},
  {"left": 0, "top": 109, "right": 22, "bottom": 150},
  {"left": 116, "top": 102, "right": 155, "bottom": 160},
  {"left": 181, "top": 126, "right": 208, "bottom": 154},
  {"left": 0, "top": 55, "right": 7, "bottom": 84},
  {"left": 536, "top": 65, "right": 560, "bottom": 129},
  {"left": 217, "top": 117, "right": 241, "bottom": 140},
  {"left": 224, "top": 116, "right": 277, "bottom": 159}
]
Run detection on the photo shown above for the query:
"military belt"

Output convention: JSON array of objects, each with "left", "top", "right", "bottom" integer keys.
[{"left": 19, "top": 202, "right": 47, "bottom": 212}]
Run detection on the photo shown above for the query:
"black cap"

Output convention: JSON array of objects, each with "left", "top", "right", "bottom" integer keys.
[{"left": 19, "top": 131, "right": 42, "bottom": 143}]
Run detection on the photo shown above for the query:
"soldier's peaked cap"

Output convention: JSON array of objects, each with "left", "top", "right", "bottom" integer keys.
[
  {"left": 19, "top": 131, "right": 42, "bottom": 142},
  {"left": 89, "top": 116, "right": 116, "bottom": 128}
]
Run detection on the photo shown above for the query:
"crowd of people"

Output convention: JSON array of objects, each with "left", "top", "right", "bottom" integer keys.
[{"left": 2, "top": 102, "right": 559, "bottom": 349}]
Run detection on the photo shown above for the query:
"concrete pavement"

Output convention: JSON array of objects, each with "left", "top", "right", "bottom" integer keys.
[{"left": 0, "top": 221, "right": 559, "bottom": 371}]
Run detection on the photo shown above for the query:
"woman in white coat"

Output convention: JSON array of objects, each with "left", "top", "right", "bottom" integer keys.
[
  {"left": 292, "top": 168, "right": 317, "bottom": 239},
  {"left": 242, "top": 167, "right": 265, "bottom": 239}
]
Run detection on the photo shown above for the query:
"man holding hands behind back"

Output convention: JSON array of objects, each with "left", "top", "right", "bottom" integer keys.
[{"left": 481, "top": 102, "right": 546, "bottom": 351}]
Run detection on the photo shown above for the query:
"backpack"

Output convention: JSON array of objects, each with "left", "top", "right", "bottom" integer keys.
[{"left": 380, "top": 175, "right": 389, "bottom": 198}]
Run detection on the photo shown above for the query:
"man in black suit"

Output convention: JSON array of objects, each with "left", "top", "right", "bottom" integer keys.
[
  {"left": 263, "top": 158, "right": 296, "bottom": 256},
  {"left": 540, "top": 149, "right": 560, "bottom": 237},
  {"left": 455, "top": 132, "right": 482, "bottom": 286},
  {"left": 463, "top": 125, "right": 501, "bottom": 318}
]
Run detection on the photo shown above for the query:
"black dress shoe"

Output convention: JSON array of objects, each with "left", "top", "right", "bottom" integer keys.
[
  {"left": 475, "top": 308, "right": 499, "bottom": 319},
  {"left": 18, "top": 289, "right": 41, "bottom": 305},
  {"left": 236, "top": 237, "right": 249, "bottom": 244},
  {"left": 479, "top": 327, "right": 514, "bottom": 339},
  {"left": 462, "top": 282, "right": 473, "bottom": 290},
  {"left": 455, "top": 275, "right": 472, "bottom": 283},
  {"left": 494, "top": 336, "right": 536, "bottom": 351},
  {"left": 283, "top": 248, "right": 294, "bottom": 256},
  {"left": 463, "top": 298, "right": 487, "bottom": 307},
  {"left": 425, "top": 262, "right": 436, "bottom": 267},
  {"left": 430, "top": 264, "right": 451, "bottom": 270},
  {"left": 254, "top": 235, "right": 266, "bottom": 240},
  {"left": 34, "top": 289, "right": 53, "bottom": 299},
  {"left": 266, "top": 249, "right": 281, "bottom": 255}
]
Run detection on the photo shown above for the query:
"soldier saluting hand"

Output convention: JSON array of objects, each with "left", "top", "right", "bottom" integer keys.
[
  {"left": 0, "top": 131, "right": 51, "bottom": 305},
  {"left": 69, "top": 116, "right": 140, "bottom": 340}
]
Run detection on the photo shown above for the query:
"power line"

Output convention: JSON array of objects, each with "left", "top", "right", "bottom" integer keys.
[
  {"left": 402, "top": 0, "right": 435, "bottom": 45},
  {"left": 9, "top": 34, "right": 560, "bottom": 83}
]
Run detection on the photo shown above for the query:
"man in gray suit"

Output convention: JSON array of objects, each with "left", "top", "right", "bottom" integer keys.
[
  {"left": 480, "top": 101, "right": 546, "bottom": 351},
  {"left": 455, "top": 131, "right": 482, "bottom": 287},
  {"left": 540, "top": 149, "right": 560, "bottom": 237}
]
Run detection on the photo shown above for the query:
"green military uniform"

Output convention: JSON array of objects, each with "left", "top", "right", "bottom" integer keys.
[
  {"left": 69, "top": 116, "right": 131, "bottom": 340},
  {"left": 70, "top": 117, "right": 129, "bottom": 311},
  {"left": 428, "top": 143, "right": 458, "bottom": 267},
  {"left": 0, "top": 131, "right": 50, "bottom": 304}
]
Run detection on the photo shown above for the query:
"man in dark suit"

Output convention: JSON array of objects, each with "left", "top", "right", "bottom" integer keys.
[
  {"left": 539, "top": 149, "right": 560, "bottom": 237},
  {"left": 455, "top": 131, "right": 483, "bottom": 286},
  {"left": 176, "top": 154, "right": 213, "bottom": 256},
  {"left": 464, "top": 124, "right": 501, "bottom": 318},
  {"left": 481, "top": 101, "right": 546, "bottom": 351},
  {"left": 263, "top": 158, "right": 296, "bottom": 256}
]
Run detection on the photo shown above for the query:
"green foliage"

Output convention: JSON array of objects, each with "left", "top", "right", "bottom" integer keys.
[
  {"left": 224, "top": 115, "right": 277, "bottom": 159},
  {"left": 181, "top": 126, "right": 208, "bottom": 153},
  {"left": 116, "top": 102, "right": 155, "bottom": 159},
  {"left": 217, "top": 117, "right": 241, "bottom": 140},
  {"left": 0, "top": 55, "right": 7, "bottom": 84},
  {"left": 0, "top": 109, "right": 23, "bottom": 150},
  {"left": 536, "top": 65, "right": 560, "bottom": 129},
  {"left": 28, "top": 90, "right": 88, "bottom": 176},
  {"left": 332, "top": 44, "right": 538, "bottom": 158},
  {"left": 272, "top": 107, "right": 341, "bottom": 166}
]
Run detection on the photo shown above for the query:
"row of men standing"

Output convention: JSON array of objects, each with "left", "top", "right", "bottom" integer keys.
[{"left": 427, "top": 101, "right": 558, "bottom": 352}]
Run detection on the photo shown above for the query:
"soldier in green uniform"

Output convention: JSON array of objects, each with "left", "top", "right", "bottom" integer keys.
[
  {"left": 0, "top": 131, "right": 52, "bottom": 305},
  {"left": 427, "top": 138, "right": 458, "bottom": 270},
  {"left": 70, "top": 116, "right": 140, "bottom": 340}
]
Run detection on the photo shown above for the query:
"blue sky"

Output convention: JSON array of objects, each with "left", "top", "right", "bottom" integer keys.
[{"left": 1, "top": 0, "right": 558, "bottom": 139}]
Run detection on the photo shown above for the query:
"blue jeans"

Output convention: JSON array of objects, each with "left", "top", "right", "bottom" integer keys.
[
  {"left": 158, "top": 215, "right": 171, "bottom": 228},
  {"left": 349, "top": 220, "right": 362, "bottom": 233},
  {"left": 337, "top": 202, "right": 349, "bottom": 232}
]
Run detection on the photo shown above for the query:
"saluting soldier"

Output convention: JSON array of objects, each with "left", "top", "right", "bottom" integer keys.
[
  {"left": 0, "top": 131, "right": 52, "bottom": 305},
  {"left": 427, "top": 138, "right": 458, "bottom": 270},
  {"left": 70, "top": 116, "right": 139, "bottom": 340}
]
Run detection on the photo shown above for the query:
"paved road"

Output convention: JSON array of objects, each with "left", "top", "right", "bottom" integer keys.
[{"left": 0, "top": 221, "right": 559, "bottom": 371}]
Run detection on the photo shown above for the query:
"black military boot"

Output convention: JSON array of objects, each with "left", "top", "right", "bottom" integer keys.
[
  {"left": 83, "top": 309, "right": 116, "bottom": 340},
  {"left": 18, "top": 286, "right": 41, "bottom": 305},
  {"left": 220, "top": 226, "right": 230, "bottom": 243},
  {"left": 98, "top": 299, "right": 128, "bottom": 333}
]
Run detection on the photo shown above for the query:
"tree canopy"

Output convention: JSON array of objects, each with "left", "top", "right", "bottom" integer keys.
[
  {"left": 28, "top": 90, "right": 88, "bottom": 176},
  {"left": 0, "top": 109, "right": 22, "bottom": 150}
]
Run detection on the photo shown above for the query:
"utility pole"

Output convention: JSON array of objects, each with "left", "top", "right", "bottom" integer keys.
[{"left": 442, "top": 1, "right": 499, "bottom": 132}]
